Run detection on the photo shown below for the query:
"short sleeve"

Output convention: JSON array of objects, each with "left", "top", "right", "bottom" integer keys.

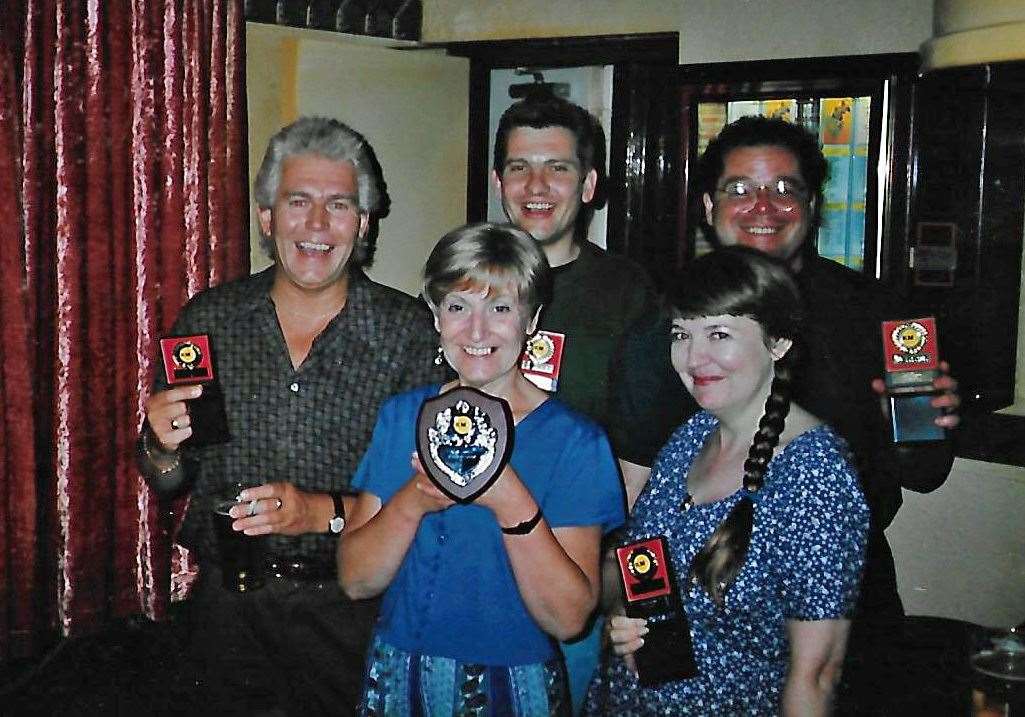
[
  {"left": 541, "top": 422, "right": 625, "bottom": 534},
  {"left": 350, "top": 391, "right": 420, "bottom": 504},
  {"left": 625, "top": 444, "right": 676, "bottom": 539},
  {"left": 777, "top": 438, "right": 870, "bottom": 620}
]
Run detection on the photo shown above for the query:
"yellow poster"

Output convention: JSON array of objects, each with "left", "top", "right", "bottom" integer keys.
[
  {"left": 821, "top": 98, "right": 853, "bottom": 144},
  {"left": 761, "top": 99, "right": 796, "bottom": 124}
]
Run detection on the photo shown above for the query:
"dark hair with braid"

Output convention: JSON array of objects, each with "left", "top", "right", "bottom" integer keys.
[{"left": 668, "top": 246, "right": 803, "bottom": 606}]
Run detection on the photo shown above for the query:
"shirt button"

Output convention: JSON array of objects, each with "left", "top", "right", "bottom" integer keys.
[
  {"left": 289, "top": 382, "right": 300, "bottom": 393},
  {"left": 426, "top": 591, "right": 434, "bottom": 601},
  {"left": 437, "top": 534, "right": 447, "bottom": 545}
]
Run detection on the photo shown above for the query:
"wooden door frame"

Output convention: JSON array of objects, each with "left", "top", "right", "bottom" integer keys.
[{"left": 439, "top": 33, "right": 681, "bottom": 285}]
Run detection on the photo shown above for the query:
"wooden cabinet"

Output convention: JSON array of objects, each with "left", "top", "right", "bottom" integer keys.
[{"left": 908, "top": 63, "right": 1025, "bottom": 463}]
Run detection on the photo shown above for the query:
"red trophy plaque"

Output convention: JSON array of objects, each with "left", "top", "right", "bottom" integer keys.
[
  {"left": 615, "top": 536, "right": 697, "bottom": 686},
  {"left": 519, "top": 330, "right": 565, "bottom": 392},
  {"left": 416, "top": 386, "right": 513, "bottom": 504},
  {"left": 881, "top": 317, "right": 945, "bottom": 443},
  {"left": 159, "top": 334, "right": 230, "bottom": 448}
]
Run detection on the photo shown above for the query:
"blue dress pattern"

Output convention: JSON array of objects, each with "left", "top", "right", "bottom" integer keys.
[{"left": 584, "top": 411, "right": 869, "bottom": 716}]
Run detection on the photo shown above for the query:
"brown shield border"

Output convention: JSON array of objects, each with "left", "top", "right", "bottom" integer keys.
[{"left": 415, "top": 386, "right": 514, "bottom": 504}]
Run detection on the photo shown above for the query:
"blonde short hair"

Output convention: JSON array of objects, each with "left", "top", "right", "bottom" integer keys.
[{"left": 423, "top": 222, "right": 552, "bottom": 319}]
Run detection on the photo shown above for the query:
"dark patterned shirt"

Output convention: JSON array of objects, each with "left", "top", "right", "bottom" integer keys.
[{"left": 145, "top": 267, "right": 446, "bottom": 565}]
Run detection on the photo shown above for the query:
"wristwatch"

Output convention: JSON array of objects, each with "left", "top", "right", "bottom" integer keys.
[{"left": 328, "top": 491, "right": 346, "bottom": 534}]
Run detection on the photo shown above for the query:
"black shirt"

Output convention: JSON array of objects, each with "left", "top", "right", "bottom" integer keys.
[
  {"left": 608, "top": 255, "right": 954, "bottom": 616},
  {"left": 537, "top": 241, "right": 656, "bottom": 430}
]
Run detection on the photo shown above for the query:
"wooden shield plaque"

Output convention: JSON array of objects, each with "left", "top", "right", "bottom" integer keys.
[{"left": 416, "top": 386, "right": 513, "bottom": 504}]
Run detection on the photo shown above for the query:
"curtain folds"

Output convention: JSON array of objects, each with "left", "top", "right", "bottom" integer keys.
[{"left": 0, "top": 0, "right": 248, "bottom": 659}]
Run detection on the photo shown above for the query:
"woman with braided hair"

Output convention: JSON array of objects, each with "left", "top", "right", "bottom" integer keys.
[{"left": 585, "top": 246, "right": 869, "bottom": 715}]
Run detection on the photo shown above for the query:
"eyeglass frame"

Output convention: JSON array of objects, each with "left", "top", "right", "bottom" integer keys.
[{"left": 712, "top": 176, "right": 811, "bottom": 210}]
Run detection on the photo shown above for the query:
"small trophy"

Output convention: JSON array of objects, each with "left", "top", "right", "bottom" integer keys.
[
  {"left": 519, "top": 330, "right": 565, "bottom": 392},
  {"left": 159, "top": 334, "right": 230, "bottom": 448},
  {"left": 615, "top": 536, "right": 697, "bottom": 686},
  {"left": 881, "top": 317, "right": 945, "bottom": 443},
  {"left": 416, "top": 386, "right": 513, "bottom": 503}
]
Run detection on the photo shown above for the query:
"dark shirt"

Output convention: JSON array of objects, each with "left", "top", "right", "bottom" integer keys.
[
  {"left": 608, "top": 255, "right": 954, "bottom": 616},
  {"left": 538, "top": 241, "right": 656, "bottom": 430},
  {"left": 141, "top": 267, "right": 446, "bottom": 567},
  {"left": 607, "top": 309, "right": 697, "bottom": 465}
]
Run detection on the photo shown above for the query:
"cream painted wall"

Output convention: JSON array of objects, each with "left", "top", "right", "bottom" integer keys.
[
  {"left": 245, "top": 23, "right": 469, "bottom": 295},
  {"left": 422, "top": 0, "right": 681, "bottom": 42},
  {"left": 678, "top": 0, "right": 932, "bottom": 64},
  {"left": 924, "top": 1, "right": 1025, "bottom": 72},
  {"left": 889, "top": 458, "right": 1025, "bottom": 627},
  {"left": 423, "top": 1, "right": 930, "bottom": 66},
  {"left": 934, "top": 0, "right": 1025, "bottom": 35}
]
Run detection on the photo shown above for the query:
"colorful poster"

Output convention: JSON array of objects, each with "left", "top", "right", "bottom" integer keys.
[
  {"left": 761, "top": 99, "right": 797, "bottom": 123},
  {"left": 847, "top": 210, "right": 865, "bottom": 269},
  {"left": 823, "top": 150, "right": 851, "bottom": 207},
  {"left": 817, "top": 210, "right": 849, "bottom": 264},
  {"left": 850, "top": 151, "right": 868, "bottom": 207},
  {"left": 820, "top": 98, "right": 853, "bottom": 145}
]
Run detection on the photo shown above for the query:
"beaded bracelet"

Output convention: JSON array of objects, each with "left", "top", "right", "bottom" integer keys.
[
  {"left": 141, "top": 429, "right": 181, "bottom": 475},
  {"left": 500, "top": 506, "right": 543, "bottom": 535}
]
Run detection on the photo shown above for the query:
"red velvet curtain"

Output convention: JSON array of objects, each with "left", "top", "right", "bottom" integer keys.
[{"left": 0, "top": 0, "right": 249, "bottom": 659}]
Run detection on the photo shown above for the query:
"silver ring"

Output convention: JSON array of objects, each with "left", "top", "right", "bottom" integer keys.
[
  {"left": 274, "top": 499, "right": 283, "bottom": 511},
  {"left": 247, "top": 499, "right": 259, "bottom": 517},
  {"left": 170, "top": 418, "right": 180, "bottom": 431}
]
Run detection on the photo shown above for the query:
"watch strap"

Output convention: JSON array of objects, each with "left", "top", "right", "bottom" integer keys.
[{"left": 328, "top": 491, "right": 346, "bottom": 533}]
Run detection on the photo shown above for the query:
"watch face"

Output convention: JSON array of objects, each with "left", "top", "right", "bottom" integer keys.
[{"left": 329, "top": 516, "right": 345, "bottom": 534}]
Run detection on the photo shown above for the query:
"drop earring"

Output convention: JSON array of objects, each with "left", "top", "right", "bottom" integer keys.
[{"left": 433, "top": 345, "right": 444, "bottom": 365}]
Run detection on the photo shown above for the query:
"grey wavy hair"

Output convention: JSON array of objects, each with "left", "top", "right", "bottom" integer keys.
[{"left": 253, "top": 117, "right": 383, "bottom": 263}]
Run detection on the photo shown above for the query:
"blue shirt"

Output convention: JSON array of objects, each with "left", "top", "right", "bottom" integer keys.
[
  {"left": 352, "top": 384, "right": 625, "bottom": 666},
  {"left": 586, "top": 411, "right": 869, "bottom": 715}
]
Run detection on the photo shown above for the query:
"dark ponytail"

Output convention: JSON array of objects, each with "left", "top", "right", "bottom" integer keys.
[
  {"left": 668, "top": 246, "right": 803, "bottom": 607},
  {"left": 690, "top": 360, "right": 793, "bottom": 607}
]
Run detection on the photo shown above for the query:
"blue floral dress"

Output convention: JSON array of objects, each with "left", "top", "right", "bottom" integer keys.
[{"left": 585, "top": 412, "right": 869, "bottom": 715}]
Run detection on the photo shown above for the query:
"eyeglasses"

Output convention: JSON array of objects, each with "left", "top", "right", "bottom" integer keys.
[{"left": 715, "top": 178, "right": 809, "bottom": 210}]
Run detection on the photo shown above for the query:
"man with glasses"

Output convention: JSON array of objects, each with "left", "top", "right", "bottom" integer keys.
[{"left": 609, "top": 115, "right": 960, "bottom": 712}]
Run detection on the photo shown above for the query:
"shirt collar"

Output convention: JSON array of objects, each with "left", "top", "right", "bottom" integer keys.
[{"left": 238, "top": 265, "right": 382, "bottom": 345}]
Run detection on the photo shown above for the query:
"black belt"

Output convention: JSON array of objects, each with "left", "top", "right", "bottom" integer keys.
[{"left": 263, "top": 557, "right": 337, "bottom": 582}]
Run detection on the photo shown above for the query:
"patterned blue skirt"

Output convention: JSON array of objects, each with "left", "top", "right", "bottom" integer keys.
[{"left": 358, "top": 635, "right": 571, "bottom": 716}]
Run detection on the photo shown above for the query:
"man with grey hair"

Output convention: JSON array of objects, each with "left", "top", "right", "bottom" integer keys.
[{"left": 138, "top": 116, "right": 444, "bottom": 715}]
